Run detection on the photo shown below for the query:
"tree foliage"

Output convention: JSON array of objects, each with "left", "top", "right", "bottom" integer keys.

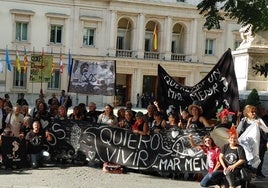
[
  {"left": 197, "top": 0, "right": 268, "bottom": 32},
  {"left": 245, "top": 88, "right": 261, "bottom": 107}
]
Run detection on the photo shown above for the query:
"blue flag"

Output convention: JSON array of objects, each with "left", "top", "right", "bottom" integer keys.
[
  {"left": 5, "top": 48, "right": 12, "bottom": 71},
  {"left": 68, "top": 49, "right": 72, "bottom": 76}
]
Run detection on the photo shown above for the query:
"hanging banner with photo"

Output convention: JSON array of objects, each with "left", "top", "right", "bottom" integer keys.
[
  {"left": 30, "top": 54, "right": 53, "bottom": 82},
  {"left": 68, "top": 60, "right": 115, "bottom": 95},
  {"left": 158, "top": 48, "right": 240, "bottom": 119}
]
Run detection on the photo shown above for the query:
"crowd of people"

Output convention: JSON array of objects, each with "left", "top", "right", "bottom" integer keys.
[{"left": 0, "top": 90, "right": 267, "bottom": 188}]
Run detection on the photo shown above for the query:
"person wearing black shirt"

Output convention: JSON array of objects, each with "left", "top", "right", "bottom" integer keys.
[{"left": 25, "top": 121, "right": 52, "bottom": 168}]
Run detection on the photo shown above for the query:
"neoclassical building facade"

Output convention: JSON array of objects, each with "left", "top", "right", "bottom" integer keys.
[{"left": 0, "top": 0, "right": 242, "bottom": 107}]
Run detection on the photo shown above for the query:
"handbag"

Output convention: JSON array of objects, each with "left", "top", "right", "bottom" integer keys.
[{"left": 240, "top": 168, "right": 251, "bottom": 181}]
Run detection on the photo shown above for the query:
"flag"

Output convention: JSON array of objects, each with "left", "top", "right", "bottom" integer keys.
[
  {"left": 59, "top": 49, "right": 63, "bottom": 74},
  {"left": 157, "top": 48, "right": 240, "bottom": 119},
  {"left": 153, "top": 24, "right": 158, "bottom": 51},
  {"left": 15, "top": 49, "right": 21, "bottom": 72},
  {"left": 68, "top": 49, "right": 72, "bottom": 76},
  {"left": 5, "top": 47, "right": 12, "bottom": 71},
  {"left": 23, "top": 47, "right": 28, "bottom": 73},
  {"left": 0, "top": 58, "right": 3, "bottom": 73}
]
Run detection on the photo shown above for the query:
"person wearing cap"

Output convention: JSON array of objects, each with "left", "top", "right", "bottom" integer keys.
[
  {"left": 186, "top": 104, "right": 211, "bottom": 129},
  {"left": 216, "top": 108, "right": 236, "bottom": 129},
  {"left": 132, "top": 111, "right": 149, "bottom": 135}
]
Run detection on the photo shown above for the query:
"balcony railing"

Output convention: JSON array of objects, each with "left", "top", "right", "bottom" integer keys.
[
  {"left": 171, "top": 53, "right": 186, "bottom": 61},
  {"left": 116, "top": 49, "right": 133, "bottom": 58},
  {"left": 144, "top": 52, "right": 159, "bottom": 59}
]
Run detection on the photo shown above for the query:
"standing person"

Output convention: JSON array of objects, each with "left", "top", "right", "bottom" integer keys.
[
  {"left": 186, "top": 104, "right": 211, "bottom": 129},
  {"left": 189, "top": 134, "right": 224, "bottom": 187},
  {"left": 136, "top": 93, "right": 140, "bottom": 107},
  {"left": 59, "top": 90, "right": 72, "bottom": 111},
  {"left": 219, "top": 126, "right": 247, "bottom": 188},
  {"left": 19, "top": 115, "right": 33, "bottom": 139},
  {"left": 33, "top": 101, "right": 50, "bottom": 122},
  {"left": 144, "top": 104, "right": 157, "bottom": 128},
  {"left": 47, "top": 93, "right": 60, "bottom": 108},
  {"left": 25, "top": 121, "right": 52, "bottom": 168},
  {"left": 54, "top": 105, "right": 68, "bottom": 120},
  {"left": 237, "top": 105, "right": 268, "bottom": 178},
  {"left": 3, "top": 94, "right": 13, "bottom": 109},
  {"left": 97, "top": 104, "right": 118, "bottom": 126},
  {"left": 85, "top": 102, "right": 102, "bottom": 124},
  {"left": 256, "top": 106, "right": 268, "bottom": 179},
  {"left": 125, "top": 101, "right": 136, "bottom": 118},
  {"left": 16, "top": 93, "right": 29, "bottom": 106},
  {"left": 0, "top": 98, "right": 7, "bottom": 134},
  {"left": 5, "top": 105, "right": 24, "bottom": 137}
]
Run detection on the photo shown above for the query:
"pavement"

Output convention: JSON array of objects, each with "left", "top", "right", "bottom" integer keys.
[{"left": 0, "top": 152, "right": 268, "bottom": 188}]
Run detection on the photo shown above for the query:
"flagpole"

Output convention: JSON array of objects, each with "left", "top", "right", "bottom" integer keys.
[
  {"left": 41, "top": 47, "right": 44, "bottom": 94},
  {"left": 5, "top": 45, "right": 8, "bottom": 93}
]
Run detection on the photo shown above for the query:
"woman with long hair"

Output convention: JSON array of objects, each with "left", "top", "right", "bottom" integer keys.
[{"left": 189, "top": 134, "right": 224, "bottom": 187}]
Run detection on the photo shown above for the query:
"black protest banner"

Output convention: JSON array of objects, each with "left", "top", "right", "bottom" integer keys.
[
  {"left": 1, "top": 136, "right": 27, "bottom": 168},
  {"left": 158, "top": 48, "right": 239, "bottom": 118},
  {"left": 68, "top": 60, "right": 116, "bottom": 95},
  {"left": 47, "top": 120, "right": 211, "bottom": 173}
]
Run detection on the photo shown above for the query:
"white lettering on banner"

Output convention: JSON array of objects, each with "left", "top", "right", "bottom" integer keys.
[
  {"left": 208, "top": 69, "right": 221, "bottom": 83},
  {"left": 190, "top": 82, "right": 219, "bottom": 101},
  {"left": 51, "top": 123, "right": 66, "bottom": 140},
  {"left": 100, "top": 128, "right": 161, "bottom": 150},
  {"left": 159, "top": 157, "right": 207, "bottom": 171},
  {"left": 168, "top": 88, "right": 183, "bottom": 101}
]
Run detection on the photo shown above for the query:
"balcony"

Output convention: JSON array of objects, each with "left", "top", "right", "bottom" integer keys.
[
  {"left": 144, "top": 52, "right": 159, "bottom": 59},
  {"left": 171, "top": 53, "right": 186, "bottom": 61},
  {"left": 116, "top": 49, "right": 133, "bottom": 58}
]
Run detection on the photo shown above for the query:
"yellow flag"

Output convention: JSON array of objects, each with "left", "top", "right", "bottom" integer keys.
[
  {"left": 153, "top": 24, "right": 158, "bottom": 51},
  {"left": 16, "top": 50, "right": 21, "bottom": 72}
]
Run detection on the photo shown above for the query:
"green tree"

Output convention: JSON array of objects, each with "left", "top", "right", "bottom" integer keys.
[
  {"left": 197, "top": 0, "right": 268, "bottom": 32},
  {"left": 245, "top": 88, "right": 261, "bottom": 107}
]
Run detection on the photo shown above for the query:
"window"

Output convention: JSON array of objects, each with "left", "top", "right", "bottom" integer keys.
[
  {"left": 117, "top": 36, "right": 124, "bottom": 49},
  {"left": 16, "top": 22, "right": 28, "bottom": 41},
  {"left": 83, "top": 27, "right": 95, "bottom": 46},
  {"left": 144, "top": 38, "right": 151, "bottom": 51},
  {"left": 13, "top": 67, "right": 27, "bottom": 88},
  {"left": 46, "top": 13, "right": 68, "bottom": 45},
  {"left": 50, "top": 25, "right": 62, "bottom": 44},
  {"left": 10, "top": 9, "right": 34, "bottom": 43},
  {"left": 171, "top": 41, "right": 176, "bottom": 53},
  {"left": 205, "top": 39, "right": 215, "bottom": 55},
  {"left": 48, "top": 69, "right": 60, "bottom": 90}
]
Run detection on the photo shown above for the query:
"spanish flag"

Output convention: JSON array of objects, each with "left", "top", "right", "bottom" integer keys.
[
  {"left": 15, "top": 49, "right": 21, "bottom": 72},
  {"left": 153, "top": 24, "right": 158, "bottom": 51}
]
